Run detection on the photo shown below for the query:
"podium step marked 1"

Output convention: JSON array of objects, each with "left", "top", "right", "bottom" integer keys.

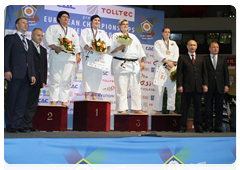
[{"left": 73, "top": 100, "right": 111, "bottom": 131}]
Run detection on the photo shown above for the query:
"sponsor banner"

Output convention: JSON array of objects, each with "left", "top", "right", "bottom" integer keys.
[{"left": 4, "top": 137, "right": 236, "bottom": 164}]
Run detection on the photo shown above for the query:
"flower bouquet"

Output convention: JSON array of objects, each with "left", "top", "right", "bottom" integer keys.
[
  {"left": 91, "top": 38, "right": 107, "bottom": 54},
  {"left": 169, "top": 66, "right": 177, "bottom": 82},
  {"left": 57, "top": 35, "right": 75, "bottom": 54},
  {"left": 116, "top": 34, "right": 133, "bottom": 52}
]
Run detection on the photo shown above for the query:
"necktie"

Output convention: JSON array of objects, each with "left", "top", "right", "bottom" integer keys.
[
  {"left": 212, "top": 55, "right": 217, "bottom": 69},
  {"left": 191, "top": 54, "right": 195, "bottom": 65},
  {"left": 21, "top": 34, "right": 28, "bottom": 51}
]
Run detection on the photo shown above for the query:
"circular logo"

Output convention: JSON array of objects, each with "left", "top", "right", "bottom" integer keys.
[
  {"left": 143, "top": 23, "right": 151, "bottom": 32},
  {"left": 24, "top": 6, "right": 34, "bottom": 16}
]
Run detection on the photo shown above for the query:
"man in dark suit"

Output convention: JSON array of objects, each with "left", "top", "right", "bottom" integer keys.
[
  {"left": 177, "top": 40, "right": 208, "bottom": 133},
  {"left": 204, "top": 42, "right": 229, "bottom": 132},
  {"left": 21, "top": 28, "right": 48, "bottom": 132},
  {"left": 4, "top": 18, "right": 36, "bottom": 133}
]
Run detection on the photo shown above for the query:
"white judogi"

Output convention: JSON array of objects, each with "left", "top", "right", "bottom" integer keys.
[
  {"left": 153, "top": 39, "right": 179, "bottom": 111},
  {"left": 43, "top": 24, "right": 80, "bottom": 102},
  {"left": 110, "top": 32, "right": 146, "bottom": 111},
  {"left": 79, "top": 28, "right": 111, "bottom": 93}
]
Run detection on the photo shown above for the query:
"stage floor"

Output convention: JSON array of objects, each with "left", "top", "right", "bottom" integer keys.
[{"left": 4, "top": 129, "right": 236, "bottom": 138}]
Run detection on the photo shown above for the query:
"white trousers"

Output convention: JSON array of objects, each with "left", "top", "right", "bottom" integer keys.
[
  {"left": 113, "top": 59, "right": 141, "bottom": 111},
  {"left": 81, "top": 56, "right": 103, "bottom": 93},
  {"left": 48, "top": 59, "right": 74, "bottom": 102},
  {"left": 153, "top": 79, "right": 176, "bottom": 111}
]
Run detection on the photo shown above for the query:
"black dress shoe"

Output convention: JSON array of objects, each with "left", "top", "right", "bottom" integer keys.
[
  {"left": 7, "top": 128, "right": 17, "bottom": 133},
  {"left": 214, "top": 128, "right": 223, "bottom": 133},
  {"left": 29, "top": 127, "right": 37, "bottom": 132},
  {"left": 179, "top": 128, "right": 186, "bottom": 133},
  {"left": 205, "top": 127, "right": 213, "bottom": 132},
  {"left": 17, "top": 128, "right": 30, "bottom": 133},
  {"left": 195, "top": 129, "right": 203, "bottom": 133}
]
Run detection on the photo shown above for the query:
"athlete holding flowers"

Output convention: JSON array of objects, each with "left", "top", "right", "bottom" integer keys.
[
  {"left": 79, "top": 15, "right": 111, "bottom": 100},
  {"left": 110, "top": 19, "right": 146, "bottom": 114}
]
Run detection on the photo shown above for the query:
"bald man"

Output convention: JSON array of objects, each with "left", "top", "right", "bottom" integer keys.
[{"left": 177, "top": 40, "right": 208, "bottom": 133}]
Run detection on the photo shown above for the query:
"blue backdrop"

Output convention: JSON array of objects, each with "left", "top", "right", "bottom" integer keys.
[{"left": 5, "top": 137, "right": 236, "bottom": 164}]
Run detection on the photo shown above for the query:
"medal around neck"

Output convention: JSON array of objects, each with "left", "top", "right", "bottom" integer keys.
[{"left": 166, "top": 50, "right": 171, "bottom": 55}]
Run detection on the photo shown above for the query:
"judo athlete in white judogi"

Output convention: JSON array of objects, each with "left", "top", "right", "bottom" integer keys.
[
  {"left": 153, "top": 27, "right": 179, "bottom": 114},
  {"left": 43, "top": 11, "right": 81, "bottom": 107},
  {"left": 110, "top": 19, "right": 146, "bottom": 114},
  {"left": 79, "top": 15, "right": 111, "bottom": 100}
]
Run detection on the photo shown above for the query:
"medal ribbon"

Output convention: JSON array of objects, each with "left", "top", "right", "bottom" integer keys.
[
  {"left": 163, "top": 38, "right": 170, "bottom": 51},
  {"left": 91, "top": 27, "right": 98, "bottom": 39},
  {"left": 59, "top": 23, "right": 68, "bottom": 37}
]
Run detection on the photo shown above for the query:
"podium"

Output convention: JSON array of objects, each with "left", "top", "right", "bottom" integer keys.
[
  {"left": 151, "top": 114, "right": 181, "bottom": 131},
  {"left": 32, "top": 105, "right": 68, "bottom": 131},
  {"left": 114, "top": 114, "right": 149, "bottom": 131},
  {"left": 73, "top": 100, "right": 111, "bottom": 131}
]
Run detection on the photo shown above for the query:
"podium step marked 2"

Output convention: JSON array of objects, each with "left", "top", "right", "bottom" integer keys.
[{"left": 32, "top": 105, "right": 68, "bottom": 131}]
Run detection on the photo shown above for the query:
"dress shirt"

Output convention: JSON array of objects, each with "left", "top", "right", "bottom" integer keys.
[
  {"left": 32, "top": 40, "right": 40, "bottom": 54},
  {"left": 210, "top": 54, "right": 218, "bottom": 68},
  {"left": 188, "top": 52, "right": 196, "bottom": 60}
]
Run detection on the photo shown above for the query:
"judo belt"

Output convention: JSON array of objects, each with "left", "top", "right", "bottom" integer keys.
[{"left": 113, "top": 56, "right": 138, "bottom": 66}]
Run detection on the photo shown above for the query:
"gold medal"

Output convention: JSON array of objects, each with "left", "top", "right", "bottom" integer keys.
[{"left": 166, "top": 50, "right": 171, "bottom": 55}]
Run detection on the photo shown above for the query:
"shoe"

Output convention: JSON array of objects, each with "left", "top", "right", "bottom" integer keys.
[
  {"left": 17, "top": 128, "right": 30, "bottom": 133},
  {"left": 29, "top": 127, "right": 37, "bottom": 132},
  {"left": 205, "top": 127, "right": 213, "bottom": 132},
  {"left": 7, "top": 128, "right": 17, "bottom": 133},
  {"left": 179, "top": 127, "right": 186, "bottom": 133},
  {"left": 195, "top": 129, "right": 203, "bottom": 133},
  {"left": 214, "top": 128, "right": 223, "bottom": 133}
]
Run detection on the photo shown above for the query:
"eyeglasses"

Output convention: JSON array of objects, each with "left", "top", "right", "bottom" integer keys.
[{"left": 121, "top": 23, "right": 129, "bottom": 26}]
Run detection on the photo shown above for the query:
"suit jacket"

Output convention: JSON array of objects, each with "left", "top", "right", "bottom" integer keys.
[
  {"left": 177, "top": 53, "right": 208, "bottom": 93},
  {"left": 204, "top": 54, "right": 229, "bottom": 94},
  {"left": 31, "top": 42, "right": 48, "bottom": 88},
  {"left": 4, "top": 33, "right": 35, "bottom": 80}
]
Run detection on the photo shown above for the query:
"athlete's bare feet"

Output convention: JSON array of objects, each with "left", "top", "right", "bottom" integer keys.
[
  {"left": 134, "top": 110, "right": 146, "bottom": 114},
  {"left": 121, "top": 110, "right": 128, "bottom": 114},
  {"left": 62, "top": 102, "right": 69, "bottom": 108},
  {"left": 51, "top": 101, "right": 58, "bottom": 105},
  {"left": 92, "top": 92, "right": 98, "bottom": 100},
  {"left": 169, "top": 110, "right": 177, "bottom": 115},
  {"left": 155, "top": 111, "right": 161, "bottom": 115},
  {"left": 92, "top": 96, "right": 99, "bottom": 101},
  {"left": 85, "top": 92, "right": 90, "bottom": 100}
]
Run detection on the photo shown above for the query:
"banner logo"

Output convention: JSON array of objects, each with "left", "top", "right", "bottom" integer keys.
[
  {"left": 97, "top": 5, "right": 135, "bottom": 22},
  {"left": 164, "top": 155, "right": 183, "bottom": 170},
  {"left": 22, "top": 5, "right": 36, "bottom": 18},
  {"left": 87, "top": 5, "right": 98, "bottom": 15},
  {"left": 70, "top": 158, "right": 97, "bottom": 169},
  {"left": 136, "top": 16, "right": 159, "bottom": 42},
  {"left": 141, "top": 20, "right": 153, "bottom": 33}
]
